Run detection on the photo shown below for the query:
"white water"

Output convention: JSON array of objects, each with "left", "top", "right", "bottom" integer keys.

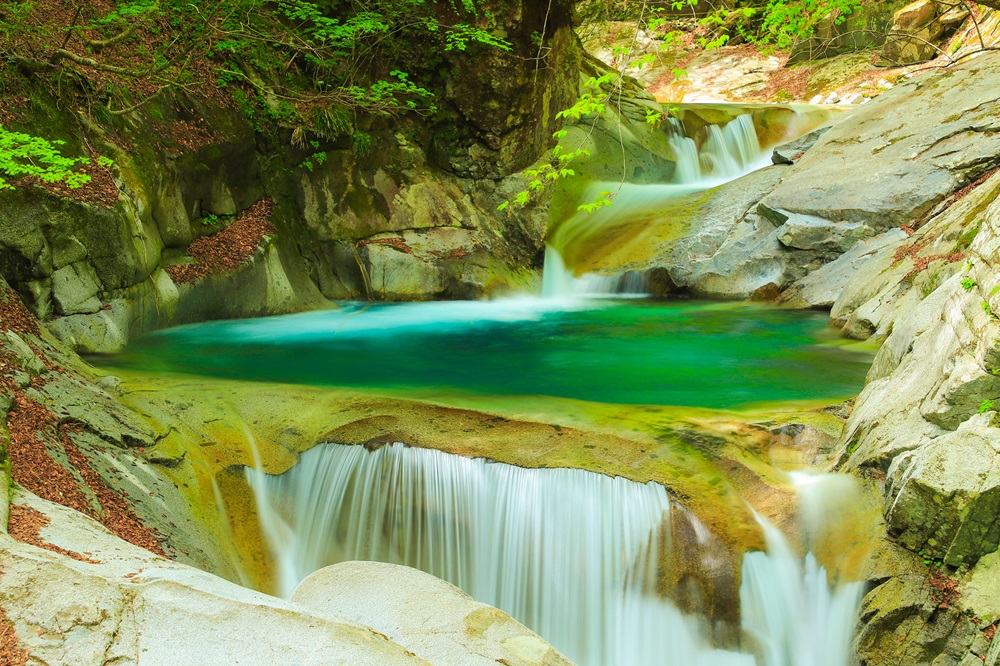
[
  {"left": 541, "top": 112, "right": 768, "bottom": 299},
  {"left": 247, "top": 442, "right": 864, "bottom": 666}
]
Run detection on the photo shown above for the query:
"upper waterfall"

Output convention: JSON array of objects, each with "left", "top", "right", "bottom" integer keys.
[{"left": 541, "top": 106, "right": 835, "bottom": 299}]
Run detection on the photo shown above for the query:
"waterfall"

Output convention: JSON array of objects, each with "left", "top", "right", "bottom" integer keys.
[
  {"left": 247, "top": 442, "right": 864, "bottom": 666},
  {"left": 543, "top": 112, "right": 766, "bottom": 299}
]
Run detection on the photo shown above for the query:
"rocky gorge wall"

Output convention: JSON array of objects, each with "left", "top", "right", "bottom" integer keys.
[{"left": 0, "top": 0, "right": 592, "bottom": 354}]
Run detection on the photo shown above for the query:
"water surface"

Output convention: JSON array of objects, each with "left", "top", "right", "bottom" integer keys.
[{"left": 100, "top": 299, "right": 871, "bottom": 408}]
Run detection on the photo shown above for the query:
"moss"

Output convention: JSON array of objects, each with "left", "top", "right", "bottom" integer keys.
[{"left": 106, "top": 365, "right": 870, "bottom": 566}]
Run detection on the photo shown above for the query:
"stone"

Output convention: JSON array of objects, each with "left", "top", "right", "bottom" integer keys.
[
  {"left": 777, "top": 229, "right": 908, "bottom": 308},
  {"left": 50, "top": 261, "right": 102, "bottom": 315},
  {"left": 771, "top": 126, "right": 832, "bottom": 165},
  {"left": 775, "top": 214, "right": 874, "bottom": 253},
  {"left": 3, "top": 331, "right": 48, "bottom": 376},
  {"left": 761, "top": 53, "right": 1000, "bottom": 231},
  {"left": 886, "top": 417, "right": 1000, "bottom": 566},
  {"left": 292, "top": 562, "right": 573, "bottom": 666},
  {"left": 50, "top": 236, "right": 88, "bottom": 270},
  {"left": 0, "top": 490, "right": 431, "bottom": 666},
  {"left": 96, "top": 375, "right": 122, "bottom": 394},
  {"left": 894, "top": 0, "right": 938, "bottom": 31},
  {"left": 881, "top": 0, "right": 945, "bottom": 64},
  {"left": 365, "top": 243, "right": 444, "bottom": 300}
]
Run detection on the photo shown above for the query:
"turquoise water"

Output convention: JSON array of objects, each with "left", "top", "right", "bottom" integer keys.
[{"left": 99, "top": 299, "right": 872, "bottom": 408}]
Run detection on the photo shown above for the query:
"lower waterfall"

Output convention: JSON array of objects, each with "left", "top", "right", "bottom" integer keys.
[{"left": 247, "top": 443, "right": 863, "bottom": 666}]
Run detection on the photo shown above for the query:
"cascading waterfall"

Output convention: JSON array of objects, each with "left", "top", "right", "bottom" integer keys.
[
  {"left": 543, "top": 112, "right": 766, "bottom": 298},
  {"left": 247, "top": 442, "right": 865, "bottom": 666}
]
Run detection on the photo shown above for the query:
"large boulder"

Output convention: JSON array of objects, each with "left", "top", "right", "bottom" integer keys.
[
  {"left": 292, "top": 562, "right": 573, "bottom": 666},
  {"left": 761, "top": 53, "right": 1000, "bottom": 231},
  {"left": 0, "top": 490, "right": 432, "bottom": 665},
  {"left": 880, "top": 0, "right": 962, "bottom": 65}
]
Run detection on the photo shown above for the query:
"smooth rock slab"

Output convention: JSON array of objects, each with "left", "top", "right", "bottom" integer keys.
[
  {"left": 761, "top": 52, "right": 1000, "bottom": 230},
  {"left": 292, "top": 561, "right": 573, "bottom": 666},
  {"left": 0, "top": 490, "right": 431, "bottom": 666}
]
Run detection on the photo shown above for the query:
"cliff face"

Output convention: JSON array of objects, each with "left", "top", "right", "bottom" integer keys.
[{"left": 0, "top": 0, "right": 583, "bottom": 354}]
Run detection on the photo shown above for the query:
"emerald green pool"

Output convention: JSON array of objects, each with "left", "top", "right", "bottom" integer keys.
[{"left": 98, "top": 299, "right": 872, "bottom": 408}]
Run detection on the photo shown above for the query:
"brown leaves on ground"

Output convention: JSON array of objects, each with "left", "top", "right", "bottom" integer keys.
[
  {"left": 0, "top": 605, "right": 27, "bottom": 666},
  {"left": 8, "top": 504, "right": 100, "bottom": 564},
  {"left": 890, "top": 236, "right": 964, "bottom": 281},
  {"left": 357, "top": 236, "right": 413, "bottom": 255},
  {"left": 0, "top": 288, "right": 40, "bottom": 338},
  {"left": 5, "top": 395, "right": 167, "bottom": 557},
  {"left": 1, "top": 341, "right": 166, "bottom": 558},
  {"left": 152, "top": 118, "right": 220, "bottom": 154},
  {"left": 930, "top": 570, "right": 960, "bottom": 609},
  {"left": 28, "top": 157, "right": 120, "bottom": 209},
  {"left": 166, "top": 199, "right": 276, "bottom": 284}
]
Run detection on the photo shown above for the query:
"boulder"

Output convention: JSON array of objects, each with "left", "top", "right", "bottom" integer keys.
[
  {"left": 771, "top": 126, "right": 832, "bottom": 165},
  {"left": 50, "top": 261, "right": 103, "bottom": 315},
  {"left": 292, "top": 562, "right": 573, "bottom": 666},
  {"left": 881, "top": 0, "right": 945, "bottom": 65},
  {"left": 885, "top": 417, "right": 1000, "bottom": 566},
  {"left": 777, "top": 229, "right": 908, "bottom": 309},
  {"left": 775, "top": 213, "right": 874, "bottom": 253},
  {"left": 0, "top": 490, "right": 431, "bottom": 666},
  {"left": 761, "top": 53, "right": 1000, "bottom": 231}
]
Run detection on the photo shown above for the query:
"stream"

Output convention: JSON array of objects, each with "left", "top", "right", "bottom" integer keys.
[{"left": 93, "top": 108, "right": 872, "bottom": 666}]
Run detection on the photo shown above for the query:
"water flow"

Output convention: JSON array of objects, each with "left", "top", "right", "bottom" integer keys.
[
  {"left": 738, "top": 473, "right": 866, "bottom": 666},
  {"left": 248, "top": 442, "right": 864, "bottom": 666},
  {"left": 542, "top": 112, "right": 765, "bottom": 298}
]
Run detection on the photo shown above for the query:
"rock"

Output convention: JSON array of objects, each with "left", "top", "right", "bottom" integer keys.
[
  {"left": 3, "top": 331, "right": 47, "bottom": 376},
  {"left": 771, "top": 126, "right": 832, "bottom": 165},
  {"left": 50, "top": 236, "right": 88, "bottom": 270},
  {"left": 787, "top": 2, "right": 900, "bottom": 64},
  {"left": 823, "top": 91, "right": 840, "bottom": 104},
  {"left": 777, "top": 229, "right": 908, "bottom": 308},
  {"left": 809, "top": 94, "right": 825, "bottom": 104},
  {"left": 50, "top": 261, "right": 103, "bottom": 316},
  {"left": 881, "top": 0, "right": 945, "bottom": 65},
  {"left": 292, "top": 562, "right": 573, "bottom": 666},
  {"left": 885, "top": 416, "right": 1000, "bottom": 566},
  {"left": 96, "top": 375, "right": 122, "bottom": 394},
  {"left": 841, "top": 92, "right": 864, "bottom": 105},
  {"left": 894, "top": 0, "right": 938, "bottom": 30},
  {"left": 842, "top": 174, "right": 1000, "bottom": 571},
  {"left": 0, "top": 490, "right": 432, "bottom": 666},
  {"left": 939, "top": 5, "right": 970, "bottom": 27},
  {"left": 775, "top": 214, "right": 874, "bottom": 253},
  {"left": 761, "top": 53, "right": 1000, "bottom": 231}
]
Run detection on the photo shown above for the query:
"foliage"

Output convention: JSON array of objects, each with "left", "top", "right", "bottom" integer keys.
[
  {"left": 0, "top": 125, "right": 91, "bottom": 190},
  {"left": 0, "top": 0, "right": 513, "bottom": 141},
  {"left": 751, "top": 0, "right": 862, "bottom": 49},
  {"left": 980, "top": 399, "right": 995, "bottom": 415},
  {"left": 498, "top": 73, "right": 614, "bottom": 214},
  {"left": 961, "top": 278, "right": 977, "bottom": 290}
]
